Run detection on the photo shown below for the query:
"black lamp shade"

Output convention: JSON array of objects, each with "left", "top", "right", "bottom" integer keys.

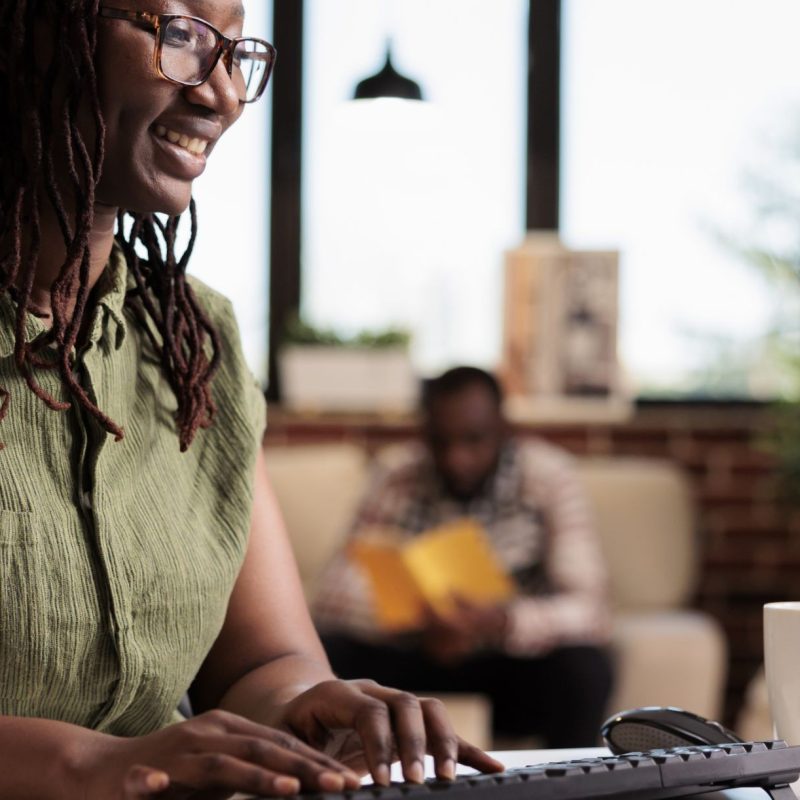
[{"left": 353, "top": 51, "right": 424, "bottom": 101}]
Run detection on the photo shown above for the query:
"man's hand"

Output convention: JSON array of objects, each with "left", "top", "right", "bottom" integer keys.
[
  {"left": 268, "top": 679, "right": 505, "bottom": 785},
  {"left": 422, "top": 597, "right": 508, "bottom": 665}
]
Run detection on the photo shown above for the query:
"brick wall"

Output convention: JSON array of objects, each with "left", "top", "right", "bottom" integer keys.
[{"left": 265, "top": 401, "right": 800, "bottom": 726}]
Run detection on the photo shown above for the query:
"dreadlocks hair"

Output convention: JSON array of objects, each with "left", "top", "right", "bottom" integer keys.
[{"left": 0, "top": 0, "right": 220, "bottom": 451}]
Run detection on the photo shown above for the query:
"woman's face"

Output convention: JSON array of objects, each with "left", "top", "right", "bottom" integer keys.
[{"left": 93, "top": 0, "right": 247, "bottom": 216}]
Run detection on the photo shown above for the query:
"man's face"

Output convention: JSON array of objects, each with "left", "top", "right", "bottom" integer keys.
[{"left": 424, "top": 383, "right": 505, "bottom": 500}]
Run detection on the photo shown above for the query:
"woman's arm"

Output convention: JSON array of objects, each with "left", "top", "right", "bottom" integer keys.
[
  {"left": 0, "top": 711, "right": 363, "bottom": 799},
  {"left": 191, "top": 448, "right": 503, "bottom": 785},
  {"left": 0, "top": 452, "right": 499, "bottom": 799},
  {"left": 0, "top": 716, "right": 93, "bottom": 799},
  {"left": 190, "top": 447, "right": 334, "bottom": 716}
]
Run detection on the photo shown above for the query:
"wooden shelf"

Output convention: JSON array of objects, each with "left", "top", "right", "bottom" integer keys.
[{"left": 504, "top": 395, "right": 634, "bottom": 425}]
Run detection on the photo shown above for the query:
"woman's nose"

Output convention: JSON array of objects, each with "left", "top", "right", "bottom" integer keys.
[{"left": 184, "top": 58, "right": 241, "bottom": 118}]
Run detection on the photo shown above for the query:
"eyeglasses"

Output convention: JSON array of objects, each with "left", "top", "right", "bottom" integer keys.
[{"left": 98, "top": 6, "right": 276, "bottom": 103}]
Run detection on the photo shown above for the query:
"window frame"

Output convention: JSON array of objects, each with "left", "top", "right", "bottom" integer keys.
[{"left": 266, "top": 0, "right": 560, "bottom": 401}]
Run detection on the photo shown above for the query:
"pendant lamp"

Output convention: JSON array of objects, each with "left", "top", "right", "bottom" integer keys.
[{"left": 353, "top": 47, "right": 424, "bottom": 101}]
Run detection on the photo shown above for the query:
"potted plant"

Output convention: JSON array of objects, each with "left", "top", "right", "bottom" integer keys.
[{"left": 278, "top": 318, "right": 418, "bottom": 413}]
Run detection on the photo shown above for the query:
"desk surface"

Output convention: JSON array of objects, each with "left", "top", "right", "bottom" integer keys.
[{"left": 232, "top": 747, "right": 773, "bottom": 800}]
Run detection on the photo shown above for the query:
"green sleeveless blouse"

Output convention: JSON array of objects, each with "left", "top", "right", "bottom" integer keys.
[{"left": 0, "top": 245, "right": 266, "bottom": 735}]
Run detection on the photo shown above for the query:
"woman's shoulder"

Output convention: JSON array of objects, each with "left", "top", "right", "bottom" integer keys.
[
  {"left": 184, "top": 275, "right": 266, "bottom": 439},
  {"left": 185, "top": 275, "right": 239, "bottom": 337}
]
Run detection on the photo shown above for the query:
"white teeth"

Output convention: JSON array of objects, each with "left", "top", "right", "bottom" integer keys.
[
  {"left": 188, "top": 138, "right": 208, "bottom": 155},
  {"left": 155, "top": 125, "right": 208, "bottom": 155}
]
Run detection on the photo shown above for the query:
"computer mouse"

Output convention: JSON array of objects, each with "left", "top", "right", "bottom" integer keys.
[{"left": 601, "top": 706, "right": 744, "bottom": 754}]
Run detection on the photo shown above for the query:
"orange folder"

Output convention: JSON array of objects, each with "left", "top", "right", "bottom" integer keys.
[{"left": 348, "top": 519, "right": 515, "bottom": 631}]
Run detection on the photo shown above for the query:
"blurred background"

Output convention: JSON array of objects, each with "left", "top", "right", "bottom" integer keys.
[{"left": 185, "top": 0, "right": 800, "bottom": 731}]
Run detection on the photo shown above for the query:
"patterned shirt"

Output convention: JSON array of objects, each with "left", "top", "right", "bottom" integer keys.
[
  {"left": 313, "top": 439, "right": 610, "bottom": 656},
  {"left": 0, "top": 245, "right": 266, "bottom": 735}
]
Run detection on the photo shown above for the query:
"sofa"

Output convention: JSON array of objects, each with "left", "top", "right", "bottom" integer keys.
[{"left": 264, "top": 441, "right": 727, "bottom": 747}]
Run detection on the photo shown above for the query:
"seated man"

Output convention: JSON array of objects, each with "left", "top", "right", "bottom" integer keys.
[{"left": 312, "top": 366, "right": 613, "bottom": 747}]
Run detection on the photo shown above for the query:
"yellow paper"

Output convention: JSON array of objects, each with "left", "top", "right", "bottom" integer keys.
[
  {"left": 348, "top": 519, "right": 515, "bottom": 630},
  {"left": 349, "top": 537, "right": 425, "bottom": 630},
  {"left": 403, "top": 519, "right": 515, "bottom": 617}
]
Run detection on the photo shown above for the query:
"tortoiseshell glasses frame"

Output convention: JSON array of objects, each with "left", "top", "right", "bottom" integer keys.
[{"left": 98, "top": 6, "right": 276, "bottom": 103}]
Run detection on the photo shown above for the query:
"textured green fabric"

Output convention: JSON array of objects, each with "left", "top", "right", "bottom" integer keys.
[{"left": 0, "top": 245, "right": 266, "bottom": 736}]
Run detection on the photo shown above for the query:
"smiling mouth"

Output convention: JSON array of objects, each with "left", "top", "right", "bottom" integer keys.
[{"left": 154, "top": 124, "right": 209, "bottom": 156}]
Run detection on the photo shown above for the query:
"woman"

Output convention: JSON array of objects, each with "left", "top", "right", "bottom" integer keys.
[{"left": 0, "top": 1, "right": 503, "bottom": 797}]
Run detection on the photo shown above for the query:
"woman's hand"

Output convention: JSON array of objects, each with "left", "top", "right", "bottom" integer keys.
[
  {"left": 270, "top": 679, "right": 505, "bottom": 786},
  {"left": 78, "top": 709, "right": 362, "bottom": 799}
]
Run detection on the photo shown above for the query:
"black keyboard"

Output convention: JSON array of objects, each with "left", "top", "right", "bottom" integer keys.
[{"left": 288, "top": 741, "right": 800, "bottom": 800}]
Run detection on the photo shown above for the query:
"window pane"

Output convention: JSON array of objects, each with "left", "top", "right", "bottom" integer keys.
[
  {"left": 302, "top": 0, "right": 527, "bottom": 374},
  {"left": 188, "top": 0, "right": 272, "bottom": 383},
  {"left": 561, "top": 0, "right": 800, "bottom": 398}
]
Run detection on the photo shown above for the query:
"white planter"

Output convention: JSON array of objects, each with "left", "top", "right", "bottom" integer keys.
[{"left": 279, "top": 345, "right": 418, "bottom": 413}]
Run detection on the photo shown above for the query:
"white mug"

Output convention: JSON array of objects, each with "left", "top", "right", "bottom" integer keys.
[{"left": 764, "top": 601, "right": 800, "bottom": 744}]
